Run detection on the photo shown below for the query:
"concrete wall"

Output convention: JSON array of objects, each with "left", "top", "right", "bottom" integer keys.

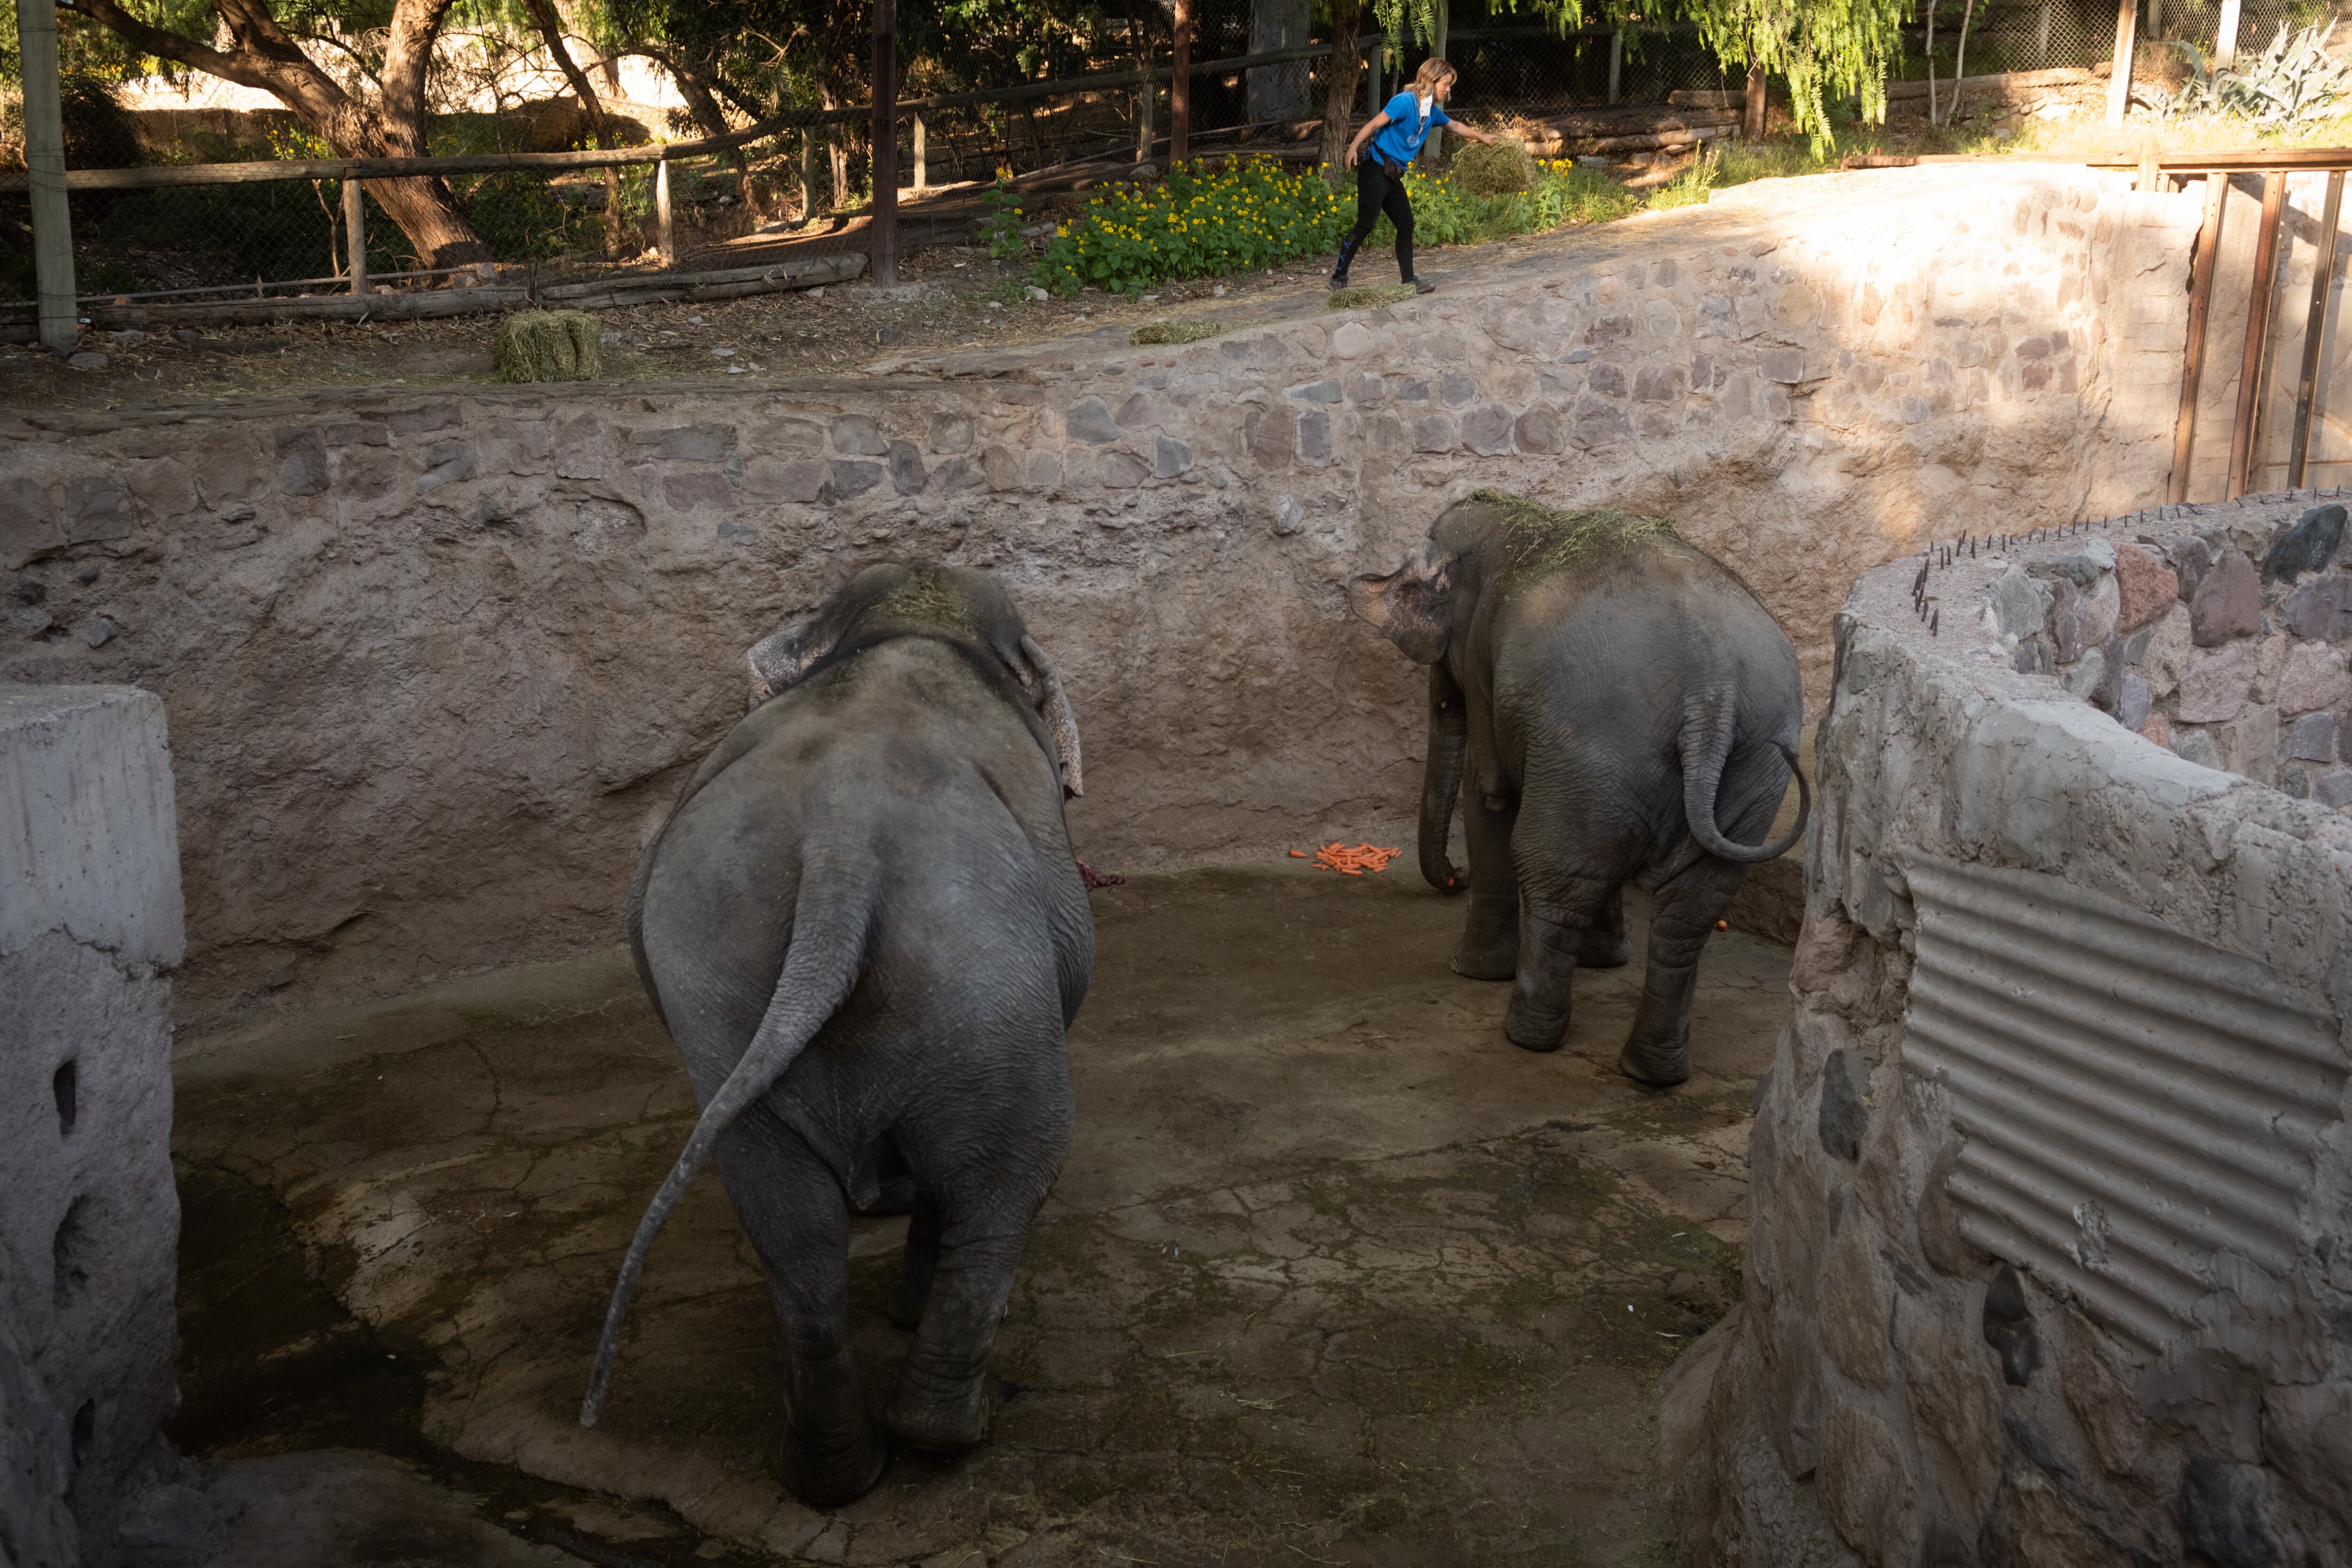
[
  {"left": 0, "top": 165, "right": 2195, "bottom": 1026},
  {"left": 0, "top": 685, "right": 185, "bottom": 1564},
  {"left": 1664, "top": 496, "right": 2352, "bottom": 1566}
]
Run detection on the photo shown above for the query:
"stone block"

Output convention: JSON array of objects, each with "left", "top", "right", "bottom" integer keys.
[
  {"left": 1329, "top": 322, "right": 1375, "bottom": 358},
  {"left": 1989, "top": 565, "right": 2054, "bottom": 638},
  {"left": 1585, "top": 363, "right": 1627, "bottom": 398},
  {"left": 661, "top": 472, "right": 735, "bottom": 510},
  {"left": 1285, "top": 379, "right": 1342, "bottom": 404},
  {"left": 2190, "top": 549, "right": 2261, "bottom": 645},
  {"left": 934, "top": 456, "right": 984, "bottom": 492},
  {"left": 829, "top": 414, "right": 890, "bottom": 455},
  {"left": 1461, "top": 405, "right": 1515, "bottom": 456},
  {"left": 1758, "top": 348, "right": 1806, "bottom": 385},
  {"left": 275, "top": 430, "right": 329, "bottom": 498},
  {"left": 2051, "top": 578, "right": 2088, "bottom": 663},
  {"left": 2139, "top": 604, "right": 2194, "bottom": 698},
  {"left": 1513, "top": 407, "right": 1564, "bottom": 455},
  {"left": 2216, "top": 704, "right": 2280, "bottom": 783},
  {"left": 1245, "top": 407, "right": 1298, "bottom": 470},
  {"left": 1412, "top": 415, "right": 1457, "bottom": 454},
  {"left": 1298, "top": 413, "right": 1332, "bottom": 467},
  {"left": 1571, "top": 397, "right": 1632, "bottom": 448},
  {"left": 1819, "top": 1397, "right": 1912, "bottom": 1561},
  {"left": 1633, "top": 363, "right": 1686, "bottom": 401},
  {"left": 2259, "top": 501, "right": 2345, "bottom": 582},
  {"left": 742, "top": 458, "right": 829, "bottom": 502},
  {"left": 1099, "top": 451, "right": 1149, "bottom": 488},
  {"left": 2177, "top": 1457, "right": 2285, "bottom": 1568},
  {"left": 0, "top": 486, "right": 60, "bottom": 572},
  {"left": 553, "top": 415, "right": 606, "bottom": 480},
  {"left": 2281, "top": 574, "right": 2352, "bottom": 641},
  {"left": 1343, "top": 372, "right": 1385, "bottom": 404},
  {"left": 2114, "top": 542, "right": 2179, "bottom": 629},
  {"left": 2175, "top": 640, "right": 2257, "bottom": 724},
  {"left": 0, "top": 685, "right": 183, "bottom": 1555},
  {"left": 1820, "top": 1225, "right": 1892, "bottom": 1389},
  {"left": 888, "top": 441, "right": 928, "bottom": 495},
  {"left": 628, "top": 424, "right": 736, "bottom": 462},
  {"left": 1818, "top": 1049, "right": 1867, "bottom": 1161},
  {"left": 414, "top": 442, "right": 475, "bottom": 497},
  {"left": 2174, "top": 726, "right": 2223, "bottom": 769},
  {"left": 926, "top": 414, "right": 972, "bottom": 454},
  {"left": 2273, "top": 640, "right": 2349, "bottom": 716},
  {"left": 2162, "top": 534, "right": 2212, "bottom": 598},
  {"left": 2115, "top": 673, "right": 2151, "bottom": 732},
  {"left": 827, "top": 461, "right": 884, "bottom": 499},
  {"left": 2315, "top": 766, "right": 2352, "bottom": 806},
  {"left": 1153, "top": 437, "right": 1194, "bottom": 479}
]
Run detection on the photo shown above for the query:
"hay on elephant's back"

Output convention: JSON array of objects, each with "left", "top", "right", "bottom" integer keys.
[
  {"left": 1451, "top": 140, "right": 1538, "bottom": 196},
  {"left": 495, "top": 310, "right": 602, "bottom": 382}
]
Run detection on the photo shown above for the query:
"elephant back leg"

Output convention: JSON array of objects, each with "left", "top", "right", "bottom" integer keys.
[
  {"left": 1618, "top": 856, "right": 1749, "bottom": 1088},
  {"left": 884, "top": 1010, "right": 1075, "bottom": 1452},
  {"left": 1501, "top": 770, "right": 1643, "bottom": 1052},
  {"left": 710, "top": 1098, "right": 889, "bottom": 1506}
]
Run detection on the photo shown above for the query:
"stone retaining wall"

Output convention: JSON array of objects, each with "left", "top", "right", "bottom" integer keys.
[
  {"left": 1664, "top": 494, "right": 2352, "bottom": 1566},
  {"left": 0, "top": 165, "right": 2197, "bottom": 1024}
]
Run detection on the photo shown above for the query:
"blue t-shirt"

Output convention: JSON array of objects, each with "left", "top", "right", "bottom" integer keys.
[{"left": 1368, "top": 91, "right": 1451, "bottom": 167}]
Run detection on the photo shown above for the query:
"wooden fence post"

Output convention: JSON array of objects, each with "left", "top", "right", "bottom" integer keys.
[
  {"left": 914, "top": 113, "right": 927, "bottom": 191},
  {"left": 2216, "top": 0, "right": 2242, "bottom": 67},
  {"left": 2106, "top": 0, "right": 2138, "bottom": 128},
  {"left": 655, "top": 157, "right": 674, "bottom": 261},
  {"left": 1430, "top": 0, "right": 1450, "bottom": 160},
  {"left": 15, "top": 0, "right": 78, "bottom": 355},
  {"left": 342, "top": 178, "right": 369, "bottom": 294},
  {"left": 1171, "top": 0, "right": 1192, "bottom": 165},
  {"left": 1608, "top": 29, "right": 1624, "bottom": 105},
  {"left": 2229, "top": 172, "right": 2288, "bottom": 499},
  {"left": 872, "top": 0, "right": 899, "bottom": 286}
]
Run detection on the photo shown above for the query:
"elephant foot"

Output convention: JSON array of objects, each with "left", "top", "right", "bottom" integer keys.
[
  {"left": 1617, "top": 1037, "right": 1692, "bottom": 1089},
  {"left": 1450, "top": 938, "right": 1518, "bottom": 981},
  {"left": 885, "top": 1382, "right": 993, "bottom": 1453},
  {"left": 783, "top": 1422, "right": 889, "bottom": 1509},
  {"left": 1576, "top": 932, "right": 1632, "bottom": 969},
  {"left": 1503, "top": 994, "right": 1568, "bottom": 1052}
]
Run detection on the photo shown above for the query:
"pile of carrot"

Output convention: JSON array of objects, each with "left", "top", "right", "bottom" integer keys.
[{"left": 1289, "top": 842, "right": 1404, "bottom": 876}]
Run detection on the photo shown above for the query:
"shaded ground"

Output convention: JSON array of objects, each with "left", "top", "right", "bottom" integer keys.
[{"left": 167, "top": 862, "right": 1791, "bottom": 1567}]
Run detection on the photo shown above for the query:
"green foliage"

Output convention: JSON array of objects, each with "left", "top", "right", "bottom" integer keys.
[
  {"left": 1033, "top": 158, "right": 1351, "bottom": 296},
  {"left": 1365, "top": 160, "right": 1641, "bottom": 253},
  {"left": 1647, "top": 144, "right": 1723, "bottom": 209},
  {"left": 1677, "top": 0, "right": 1913, "bottom": 154},
  {"left": 2153, "top": 22, "right": 2352, "bottom": 123},
  {"left": 979, "top": 179, "right": 1025, "bottom": 260}
]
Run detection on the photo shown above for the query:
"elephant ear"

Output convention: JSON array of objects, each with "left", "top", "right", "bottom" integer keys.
[
  {"left": 1016, "top": 633, "right": 1084, "bottom": 798},
  {"left": 1348, "top": 540, "right": 1456, "bottom": 664},
  {"left": 744, "top": 612, "right": 839, "bottom": 708}
]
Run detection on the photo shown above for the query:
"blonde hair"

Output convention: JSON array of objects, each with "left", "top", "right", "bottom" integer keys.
[{"left": 1411, "top": 58, "right": 1456, "bottom": 94}]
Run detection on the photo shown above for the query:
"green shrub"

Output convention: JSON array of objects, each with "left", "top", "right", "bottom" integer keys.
[{"left": 1034, "top": 157, "right": 1350, "bottom": 295}]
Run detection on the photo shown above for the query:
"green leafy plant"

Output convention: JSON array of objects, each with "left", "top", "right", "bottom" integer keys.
[
  {"left": 1648, "top": 145, "right": 1724, "bottom": 209},
  {"left": 2153, "top": 22, "right": 2352, "bottom": 123},
  {"left": 1033, "top": 157, "right": 1351, "bottom": 295},
  {"left": 980, "top": 177, "right": 1026, "bottom": 260}
]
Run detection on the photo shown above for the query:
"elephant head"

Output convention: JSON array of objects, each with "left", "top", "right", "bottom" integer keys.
[
  {"left": 745, "top": 563, "right": 1084, "bottom": 797},
  {"left": 1348, "top": 538, "right": 1458, "bottom": 664}
]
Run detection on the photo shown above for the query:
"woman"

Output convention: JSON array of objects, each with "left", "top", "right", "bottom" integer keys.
[{"left": 1333, "top": 57, "right": 1499, "bottom": 295}]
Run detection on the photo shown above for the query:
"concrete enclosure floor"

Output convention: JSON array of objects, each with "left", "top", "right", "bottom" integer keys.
[{"left": 166, "top": 865, "right": 1792, "bottom": 1568}]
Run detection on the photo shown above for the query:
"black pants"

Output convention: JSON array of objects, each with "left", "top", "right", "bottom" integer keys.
[{"left": 1338, "top": 159, "right": 1414, "bottom": 281}]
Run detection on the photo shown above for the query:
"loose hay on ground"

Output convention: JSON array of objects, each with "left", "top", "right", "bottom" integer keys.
[
  {"left": 495, "top": 310, "right": 602, "bottom": 382},
  {"left": 1129, "top": 318, "right": 1228, "bottom": 345},
  {"left": 1327, "top": 285, "right": 1418, "bottom": 311}
]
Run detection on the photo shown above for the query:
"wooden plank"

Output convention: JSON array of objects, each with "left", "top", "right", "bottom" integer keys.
[
  {"left": 343, "top": 178, "right": 368, "bottom": 296},
  {"left": 2170, "top": 172, "right": 2229, "bottom": 505},
  {"left": 77, "top": 287, "right": 531, "bottom": 330},
  {"left": 2106, "top": 0, "right": 2138, "bottom": 129},
  {"left": 1172, "top": 0, "right": 1192, "bottom": 162},
  {"left": 2228, "top": 172, "right": 2288, "bottom": 500},
  {"left": 2289, "top": 171, "right": 2344, "bottom": 489}
]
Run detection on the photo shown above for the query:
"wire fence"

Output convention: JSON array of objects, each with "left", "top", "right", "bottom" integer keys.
[{"left": 1, "top": 0, "right": 2320, "bottom": 314}]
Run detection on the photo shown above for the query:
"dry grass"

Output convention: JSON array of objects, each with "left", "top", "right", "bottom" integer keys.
[
  {"left": 494, "top": 310, "right": 601, "bottom": 382},
  {"left": 1327, "top": 283, "right": 1419, "bottom": 311},
  {"left": 1128, "top": 318, "right": 1227, "bottom": 345},
  {"left": 1451, "top": 138, "right": 1541, "bottom": 196}
]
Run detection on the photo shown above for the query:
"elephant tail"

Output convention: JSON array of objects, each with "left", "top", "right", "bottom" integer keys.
[
  {"left": 1678, "top": 687, "right": 1811, "bottom": 865},
  {"left": 580, "top": 850, "right": 872, "bottom": 1430}
]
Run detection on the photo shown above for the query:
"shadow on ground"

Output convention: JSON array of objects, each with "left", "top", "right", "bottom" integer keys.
[{"left": 165, "top": 863, "right": 1791, "bottom": 1567}]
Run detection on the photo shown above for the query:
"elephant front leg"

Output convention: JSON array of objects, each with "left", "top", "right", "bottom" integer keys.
[
  {"left": 1619, "top": 858, "right": 1748, "bottom": 1087},
  {"left": 1450, "top": 791, "right": 1519, "bottom": 980}
]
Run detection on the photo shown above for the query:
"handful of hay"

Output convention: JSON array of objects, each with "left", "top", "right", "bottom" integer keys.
[
  {"left": 1450, "top": 139, "right": 1538, "bottom": 196},
  {"left": 495, "top": 310, "right": 602, "bottom": 382},
  {"left": 1327, "top": 284, "right": 1418, "bottom": 312},
  {"left": 1129, "top": 319, "right": 1227, "bottom": 346}
]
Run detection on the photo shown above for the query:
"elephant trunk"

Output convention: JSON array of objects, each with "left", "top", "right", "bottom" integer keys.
[{"left": 1420, "top": 665, "right": 1469, "bottom": 892}]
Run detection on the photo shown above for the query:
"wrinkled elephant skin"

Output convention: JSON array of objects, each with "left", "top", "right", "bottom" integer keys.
[
  {"left": 1351, "top": 493, "right": 1806, "bottom": 1088},
  {"left": 584, "top": 563, "right": 1094, "bottom": 1507}
]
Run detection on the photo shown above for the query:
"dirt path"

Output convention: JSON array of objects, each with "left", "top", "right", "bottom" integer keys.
[{"left": 167, "top": 865, "right": 1790, "bottom": 1567}]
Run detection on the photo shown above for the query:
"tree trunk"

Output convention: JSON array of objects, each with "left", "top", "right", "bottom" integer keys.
[
  {"left": 518, "top": 0, "right": 623, "bottom": 252},
  {"left": 70, "top": 0, "right": 490, "bottom": 270},
  {"left": 1743, "top": 60, "right": 1767, "bottom": 139},
  {"left": 1319, "top": 0, "right": 1362, "bottom": 181}
]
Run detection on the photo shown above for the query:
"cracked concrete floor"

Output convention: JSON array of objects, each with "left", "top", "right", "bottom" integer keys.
[{"left": 167, "top": 863, "right": 1790, "bottom": 1568}]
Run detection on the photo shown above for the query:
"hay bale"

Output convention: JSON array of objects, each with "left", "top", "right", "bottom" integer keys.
[
  {"left": 1129, "top": 319, "right": 1227, "bottom": 346},
  {"left": 495, "top": 310, "right": 602, "bottom": 382},
  {"left": 1327, "top": 284, "right": 1418, "bottom": 312},
  {"left": 1451, "top": 139, "right": 1539, "bottom": 196}
]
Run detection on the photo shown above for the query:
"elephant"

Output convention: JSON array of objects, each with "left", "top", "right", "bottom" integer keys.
[
  {"left": 580, "top": 562, "right": 1093, "bottom": 1507},
  {"left": 1349, "top": 491, "right": 1808, "bottom": 1088}
]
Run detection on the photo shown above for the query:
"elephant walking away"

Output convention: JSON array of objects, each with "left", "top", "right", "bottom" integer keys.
[
  {"left": 1349, "top": 491, "right": 1807, "bottom": 1088},
  {"left": 581, "top": 563, "right": 1094, "bottom": 1507}
]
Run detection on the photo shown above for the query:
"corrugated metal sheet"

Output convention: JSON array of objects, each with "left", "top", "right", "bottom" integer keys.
[{"left": 1899, "top": 857, "right": 2344, "bottom": 1350}]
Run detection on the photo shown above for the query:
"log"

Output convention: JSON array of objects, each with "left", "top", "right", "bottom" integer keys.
[
  {"left": 1575, "top": 126, "right": 1731, "bottom": 154},
  {"left": 69, "top": 286, "right": 532, "bottom": 330},
  {"left": 1882, "top": 67, "right": 2094, "bottom": 100},
  {"left": 543, "top": 252, "right": 866, "bottom": 307}
]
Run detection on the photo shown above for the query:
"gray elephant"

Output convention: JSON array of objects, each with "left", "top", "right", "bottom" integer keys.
[
  {"left": 1349, "top": 491, "right": 1807, "bottom": 1088},
  {"left": 580, "top": 563, "right": 1093, "bottom": 1507}
]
